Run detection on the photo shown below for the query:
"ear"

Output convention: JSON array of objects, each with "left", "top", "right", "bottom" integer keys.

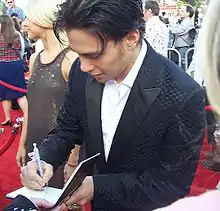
[{"left": 123, "top": 30, "right": 140, "bottom": 49}]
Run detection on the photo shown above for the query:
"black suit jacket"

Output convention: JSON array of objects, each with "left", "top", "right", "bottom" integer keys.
[{"left": 39, "top": 42, "right": 206, "bottom": 211}]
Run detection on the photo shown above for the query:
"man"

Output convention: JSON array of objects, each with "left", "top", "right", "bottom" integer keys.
[
  {"left": 6, "top": 0, "right": 25, "bottom": 21},
  {"left": 161, "top": 12, "right": 169, "bottom": 25},
  {"left": 171, "top": 5, "right": 195, "bottom": 70},
  {"left": 144, "top": 0, "right": 168, "bottom": 57},
  {"left": 20, "top": 0, "right": 206, "bottom": 211}
]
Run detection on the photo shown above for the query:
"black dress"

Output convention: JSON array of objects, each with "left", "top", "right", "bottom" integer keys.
[{"left": 26, "top": 48, "right": 69, "bottom": 188}]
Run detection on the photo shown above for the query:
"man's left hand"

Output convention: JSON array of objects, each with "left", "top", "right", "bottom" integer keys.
[{"left": 64, "top": 176, "right": 94, "bottom": 207}]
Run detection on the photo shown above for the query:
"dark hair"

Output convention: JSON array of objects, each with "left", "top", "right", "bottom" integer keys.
[
  {"left": 10, "top": 12, "right": 18, "bottom": 18},
  {"left": 186, "top": 5, "right": 194, "bottom": 18},
  {"left": 194, "top": 9, "right": 199, "bottom": 28},
  {"left": 0, "top": 14, "right": 18, "bottom": 46},
  {"left": 12, "top": 17, "right": 21, "bottom": 32},
  {"left": 162, "top": 12, "right": 166, "bottom": 16},
  {"left": 159, "top": 15, "right": 164, "bottom": 23},
  {"left": 53, "top": 0, "right": 145, "bottom": 54},
  {"left": 144, "top": 0, "right": 160, "bottom": 16}
]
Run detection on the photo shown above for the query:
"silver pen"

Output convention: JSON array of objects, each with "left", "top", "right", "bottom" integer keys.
[{"left": 33, "top": 143, "right": 44, "bottom": 177}]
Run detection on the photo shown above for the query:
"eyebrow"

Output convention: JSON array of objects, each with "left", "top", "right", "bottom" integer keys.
[{"left": 69, "top": 46, "right": 101, "bottom": 57}]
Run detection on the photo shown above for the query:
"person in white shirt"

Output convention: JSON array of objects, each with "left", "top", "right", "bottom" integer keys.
[{"left": 144, "top": 0, "right": 168, "bottom": 57}]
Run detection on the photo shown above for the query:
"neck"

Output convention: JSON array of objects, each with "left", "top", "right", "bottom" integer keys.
[
  {"left": 40, "top": 29, "right": 63, "bottom": 53},
  {"left": 115, "top": 43, "right": 142, "bottom": 83}
]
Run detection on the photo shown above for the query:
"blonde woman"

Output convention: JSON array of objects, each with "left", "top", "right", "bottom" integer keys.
[
  {"left": 200, "top": 0, "right": 220, "bottom": 115},
  {"left": 16, "top": 0, "right": 80, "bottom": 188}
]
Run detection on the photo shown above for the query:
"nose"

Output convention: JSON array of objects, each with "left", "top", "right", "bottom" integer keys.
[{"left": 80, "top": 57, "right": 95, "bottom": 73}]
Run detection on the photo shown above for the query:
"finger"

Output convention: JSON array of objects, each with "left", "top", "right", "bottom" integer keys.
[
  {"left": 16, "top": 156, "right": 22, "bottom": 168},
  {"left": 27, "top": 163, "right": 46, "bottom": 187},
  {"left": 64, "top": 176, "right": 67, "bottom": 183},
  {"left": 65, "top": 189, "right": 82, "bottom": 206},
  {"left": 21, "top": 161, "right": 45, "bottom": 188},
  {"left": 51, "top": 205, "right": 64, "bottom": 211},
  {"left": 42, "top": 162, "right": 53, "bottom": 184},
  {"left": 63, "top": 170, "right": 67, "bottom": 183},
  {"left": 52, "top": 205, "right": 65, "bottom": 211},
  {"left": 32, "top": 198, "right": 54, "bottom": 208},
  {"left": 21, "top": 157, "right": 26, "bottom": 167},
  {"left": 20, "top": 173, "right": 44, "bottom": 190},
  {"left": 75, "top": 199, "right": 87, "bottom": 206}
]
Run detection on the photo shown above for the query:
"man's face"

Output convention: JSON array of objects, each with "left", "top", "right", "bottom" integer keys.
[
  {"left": 7, "top": 0, "right": 15, "bottom": 8},
  {"left": 67, "top": 29, "right": 139, "bottom": 83},
  {"left": 179, "top": 6, "right": 188, "bottom": 18},
  {"left": 22, "top": 19, "right": 28, "bottom": 33},
  {"left": 144, "top": 9, "right": 153, "bottom": 21}
]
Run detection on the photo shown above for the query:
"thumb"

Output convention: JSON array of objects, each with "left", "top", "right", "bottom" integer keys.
[
  {"left": 51, "top": 205, "right": 64, "bottom": 211},
  {"left": 32, "top": 198, "right": 54, "bottom": 208}
]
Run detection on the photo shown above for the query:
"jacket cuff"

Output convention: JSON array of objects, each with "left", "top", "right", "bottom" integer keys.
[{"left": 3, "top": 195, "right": 37, "bottom": 210}]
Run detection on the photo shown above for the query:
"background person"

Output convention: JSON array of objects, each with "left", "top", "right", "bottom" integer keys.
[
  {"left": 0, "top": 14, "right": 27, "bottom": 126},
  {"left": 6, "top": 0, "right": 25, "bottom": 21}
]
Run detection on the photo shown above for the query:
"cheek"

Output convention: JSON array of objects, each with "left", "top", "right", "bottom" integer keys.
[
  {"left": 96, "top": 54, "right": 120, "bottom": 74},
  {"left": 29, "top": 26, "right": 41, "bottom": 37}
]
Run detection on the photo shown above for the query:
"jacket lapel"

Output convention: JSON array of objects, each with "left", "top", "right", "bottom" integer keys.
[
  {"left": 107, "top": 44, "right": 162, "bottom": 166},
  {"left": 86, "top": 76, "right": 106, "bottom": 170}
]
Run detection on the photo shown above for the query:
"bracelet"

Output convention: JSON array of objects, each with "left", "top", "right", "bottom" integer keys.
[{"left": 66, "top": 163, "right": 78, "bottom": 167}]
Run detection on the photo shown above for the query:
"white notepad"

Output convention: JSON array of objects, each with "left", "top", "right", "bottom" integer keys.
[
  {"left": 6, "top": 187, "right": 62, "bottom": 205},
  {"left": 6, "top": 153, "right": 100, "bottom": 207}
]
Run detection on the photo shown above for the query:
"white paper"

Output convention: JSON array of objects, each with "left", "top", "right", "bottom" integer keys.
[
  {"left": 6, "top": 153, "right": 100, "bottom": 205},
  {"left": 6, "top": 187, "right": 63, "bottom": 205}
]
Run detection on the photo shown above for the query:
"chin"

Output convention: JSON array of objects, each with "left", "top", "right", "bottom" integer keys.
[
  {"left": 94, "top": 75, "right": 108, "bottom": 83},
  {"left": 27, "top": 34, "right": 34, "bottom": 40},
  {"left": 27, "top": 33, "right": 37, "bottom": 40}
]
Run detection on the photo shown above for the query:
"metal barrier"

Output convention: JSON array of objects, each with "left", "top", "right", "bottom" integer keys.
[
  {"left": 167, "top": 48, "right": 182, "bottom": 68},
  {"left": 185, "top": 48, "right": 195, "bottom": 72}
]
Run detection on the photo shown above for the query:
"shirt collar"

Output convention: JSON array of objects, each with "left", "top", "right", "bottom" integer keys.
[{"left": 146, "top": 16, "right": 160, "bottom": 23}]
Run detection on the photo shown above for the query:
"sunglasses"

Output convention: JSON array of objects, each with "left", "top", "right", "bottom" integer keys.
[{"left": 7, "top": 1, "right": 13, "bottom": 3}]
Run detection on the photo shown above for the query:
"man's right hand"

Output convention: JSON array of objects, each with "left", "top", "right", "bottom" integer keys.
[{"left": 20, "top": 160, "right": 53, "bottom": 190}]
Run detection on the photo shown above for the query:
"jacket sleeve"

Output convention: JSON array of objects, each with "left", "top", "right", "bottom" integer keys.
[
  {"left": 3, "top": 195, "right": 37, "bottom": 211},
  {"left": 92, "top": 87, "right": 206, "bottom": 210},
  {"left": 39, "top": 59, "right": 85, "bottom": 169},
  {"left": 171, "top": 19, "right": 192, "bottom": 36}
]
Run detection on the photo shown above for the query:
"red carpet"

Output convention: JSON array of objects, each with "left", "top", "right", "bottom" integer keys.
[
  {"left": 0, "top": 103, "right": 22, "bottom": 209},
  {"left": 189, "top": 132, "right": 220, "bottom": 196},
  {"left": 0, "top": 102, "right": 220, "bottom": 210}
]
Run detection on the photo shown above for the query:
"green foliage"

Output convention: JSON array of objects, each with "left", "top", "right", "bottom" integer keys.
[
  {"left": 177, "top": 0, "right": 201, "bottom": 8},
  {"left": 195, "top": 0, "right": 202, "bottom": 8}
]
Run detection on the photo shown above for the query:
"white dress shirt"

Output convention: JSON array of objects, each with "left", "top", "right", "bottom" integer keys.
[
  {"left": 145, "top": 16, "right": 168, "bottom": 57},
  {"left": 101, "top": 41, "right": 147, "bottom": 161},
  {"left": 187, "top": 32, "right": 204, "bottom": 86}
]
